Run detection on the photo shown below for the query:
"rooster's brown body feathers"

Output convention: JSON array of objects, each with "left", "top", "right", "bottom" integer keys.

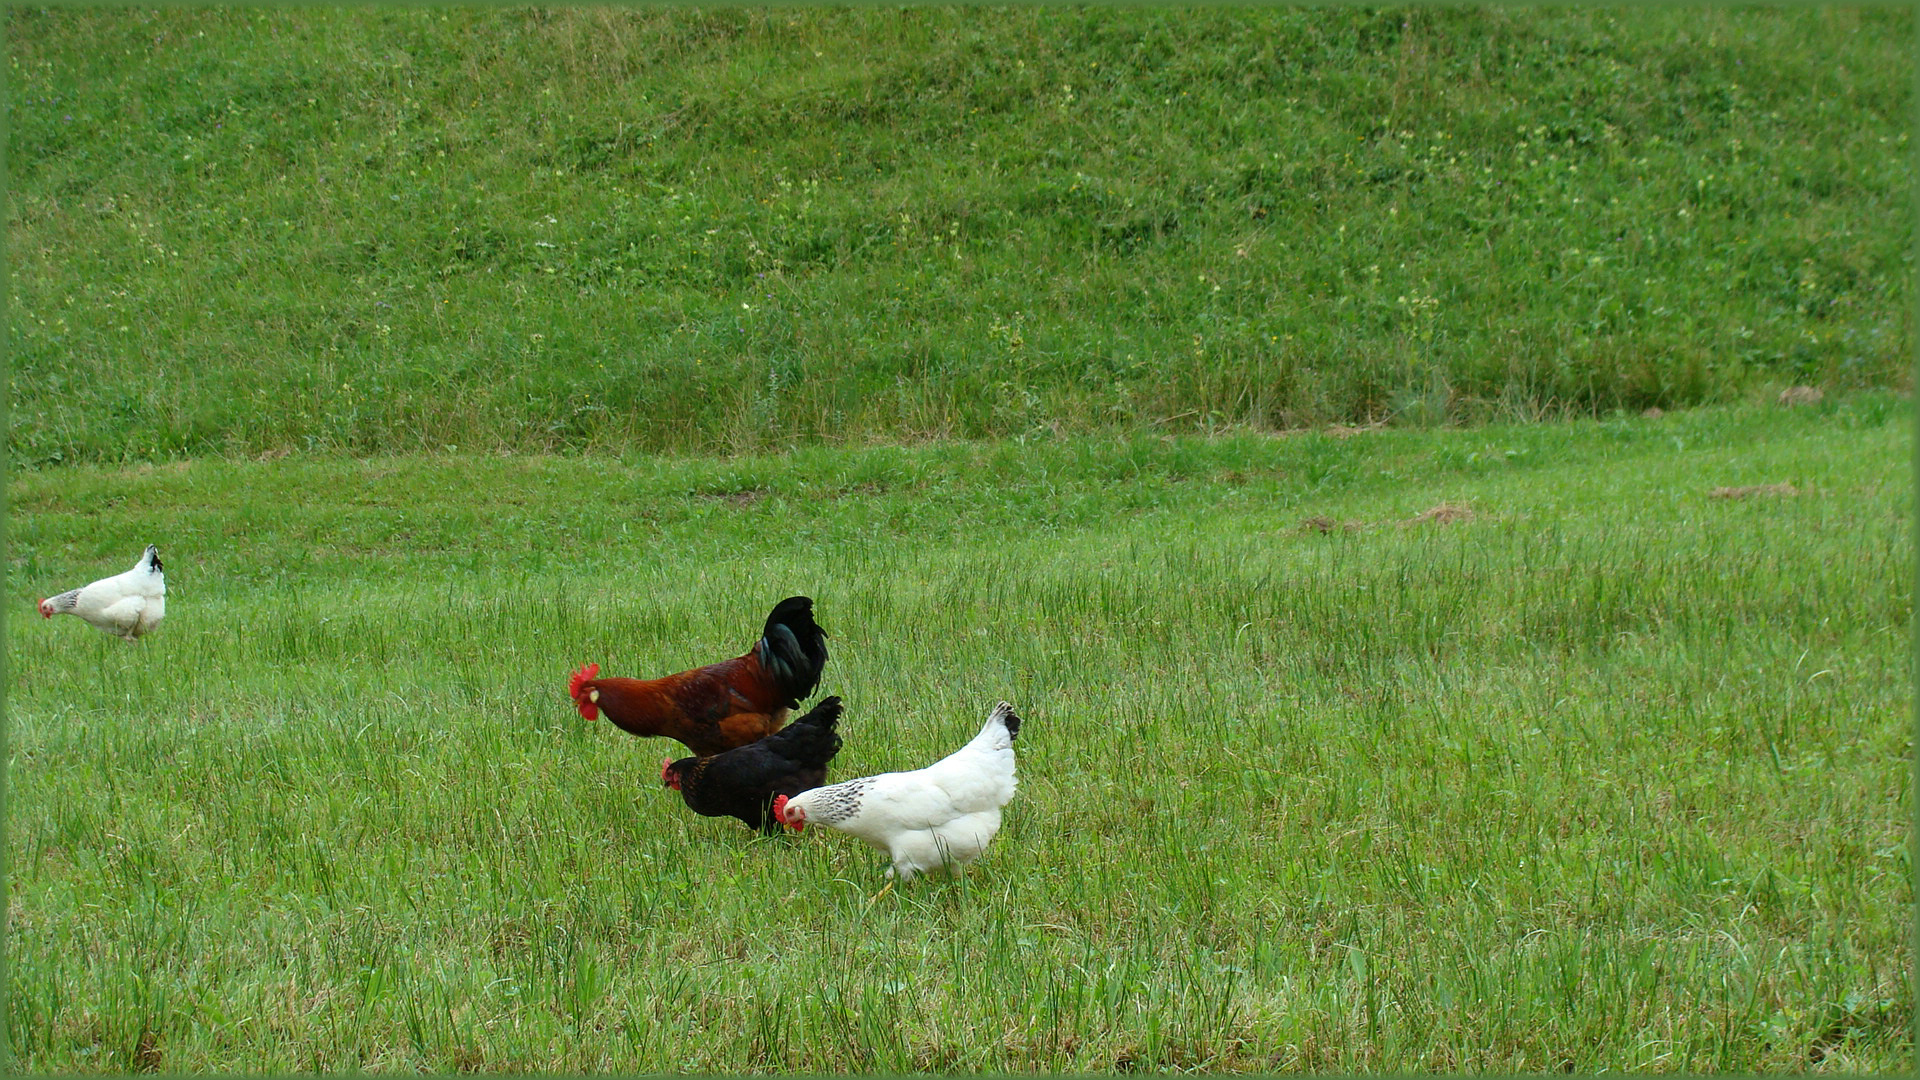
[{"left": 569, "top": 596, "right": 828, "bottom": 757}]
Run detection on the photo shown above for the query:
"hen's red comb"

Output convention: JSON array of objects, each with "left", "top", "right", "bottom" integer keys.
[
  {"left": 568, "top": 662, "right": 601, "bottom": 719},
  {"left": 773, "top": 794, "right": 797, "bottom": 830}
]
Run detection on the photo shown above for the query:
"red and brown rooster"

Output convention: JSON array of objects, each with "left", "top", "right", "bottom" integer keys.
[{"left": 567, "top": 596, "right": 828, "bottom": 757}]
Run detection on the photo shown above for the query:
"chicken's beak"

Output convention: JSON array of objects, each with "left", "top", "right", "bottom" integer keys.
[{"left": 36, "top": 601, "right": 50, "bottom": 619}]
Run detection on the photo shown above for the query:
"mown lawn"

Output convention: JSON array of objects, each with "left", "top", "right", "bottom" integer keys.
[{"left": 5, "top": 395, "right": 1910, "bottom": 1072}]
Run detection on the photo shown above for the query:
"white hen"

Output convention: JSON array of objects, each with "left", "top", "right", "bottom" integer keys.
[
  {"left": 774, "top": 701, "right": 1022, "bottom": 881},
  {"left": 39, "top": 545, "right": 167, "bottom": 641}
]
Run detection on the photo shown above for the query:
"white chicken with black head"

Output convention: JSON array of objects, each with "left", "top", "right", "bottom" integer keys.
[
  {"left": 39, "top": 545, "right": 167, "bottom": 641},
  {"left": 775, "top": 701, "right": 1023, "bottom": 887}
]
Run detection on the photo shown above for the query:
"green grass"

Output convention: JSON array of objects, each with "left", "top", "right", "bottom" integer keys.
[
  {"left": 6, "top": 6, "right": 1915, "bottom": 1072},
  {"left": 7, "top": 6, "right": 1913, "bottom": 463},
  {"left": 5, "top": 395, "right": 1911, "bottom": 1073}
]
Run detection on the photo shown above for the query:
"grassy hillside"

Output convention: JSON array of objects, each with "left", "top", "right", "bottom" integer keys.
[
  {"left": 7, "top": 396, "right": 1913, "bottom": 1072},
  {"left": 7, "top": 6, "right": 1913, "bottom": 463}
]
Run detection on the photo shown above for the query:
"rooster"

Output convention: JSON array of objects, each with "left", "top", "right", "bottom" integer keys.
[
  {"left": 38, "top": 545, "right": 167, "bottom": 641},
  {"left": 775, "top": 701, "right": 1022, "bottom": 884},
  {"left": 568, "top": 596, "right": 828, "bottom": 757},
  {"left": 663, "top": 696, "right": 844, "bottom": 832}
]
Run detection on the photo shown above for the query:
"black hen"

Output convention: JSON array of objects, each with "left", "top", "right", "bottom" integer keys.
[{"left": 661, "top": 695, "right": 844, "bottom": 832}]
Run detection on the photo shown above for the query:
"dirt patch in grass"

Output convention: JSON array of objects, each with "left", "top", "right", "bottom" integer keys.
[
  {"left": 1327, "top": 421, "right": 1387, "bottom": 439},
  {"left": 1709, "top": 483, "right": 1800, "bottom": 499},
  {"left": 690, "top": 488, "right": 770, "bottom": 506},
  {"left": 1298, "top": 515, "right": 1364, "bottom": 535},
  {"left": 1405, "top": 502, "right": 1476, "bottom": 526},
  {"left": 134, "top": 1027, "right": 163, "bottom": 1073}
]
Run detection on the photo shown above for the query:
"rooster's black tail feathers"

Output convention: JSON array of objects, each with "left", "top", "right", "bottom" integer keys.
[{"left": 760, "top": 596, "right": 829, "bottom": 706}]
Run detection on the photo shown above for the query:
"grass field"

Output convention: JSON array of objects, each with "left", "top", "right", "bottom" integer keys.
[
  {"left": 6, "top": 6, "right": 1913, "bottom": 462},
  {"left": 6, "top": 4, "right": 1915, "bottom": 1073},
  {"left": 5, "top": 394, "right": 1911, "bottom": 1073}
]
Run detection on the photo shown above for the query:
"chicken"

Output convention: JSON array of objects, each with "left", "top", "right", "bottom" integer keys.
[
  {"left": 38, "top": 545, "right": 166, "bottom": 641},
  {"left": 662, "top": 696, "right": 844, "bottom": 832},
  {"left": 774, "top": 701, "right": 1022, "bottom": 882},
  {"left": 568, "top": 595, "right": 828, "bottom": 757}
]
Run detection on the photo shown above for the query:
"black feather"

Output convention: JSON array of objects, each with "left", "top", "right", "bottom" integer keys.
[
  {"left": 144, "top": 545, "right": 163, "bottom": 574},
  {"left": 1001, "top": 706, "right": 1022, "bottom": 742},
  {"left": 758, "top": 595, "right": 829, "bottom": 707},
  {"left": 666, "top": 696, "right": 845, "bottom": 832}
]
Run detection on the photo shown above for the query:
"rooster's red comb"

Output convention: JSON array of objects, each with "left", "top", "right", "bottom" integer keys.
[{"left": 568, "top": 662, "right": 600, "bottom": 702}]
